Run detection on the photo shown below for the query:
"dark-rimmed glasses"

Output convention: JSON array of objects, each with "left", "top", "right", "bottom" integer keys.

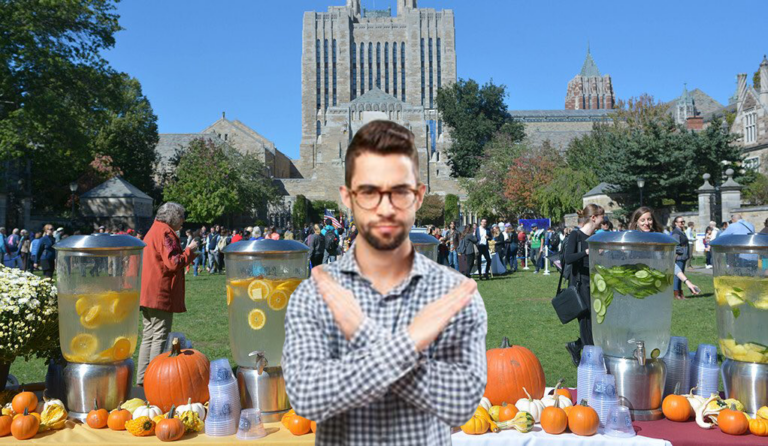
[{"left": 350, "top": 186, "right": 420, "bottom": 210}]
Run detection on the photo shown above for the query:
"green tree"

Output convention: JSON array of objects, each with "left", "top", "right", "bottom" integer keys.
[
  {"left": 444, "top": 194, "right": 459, "bottom": 225},
  {"left": 744, "top": 173, "right": 768, "bottom": 206},
  {"left": 436, "top": 79, "right": 525, "bottom": 177},
  {"left": 534, "top": 167, "right": 599, "bottom": 222},
  {"left": 754, "top": 70, "right": 761, "bottom": 92},
  {"left": 292, "top": 195, "right": 309, "bottom": 227},
  {"left": 311, "top": 200, "right": 339, "bottom": 224},
  {"left": 416, "top": 194, "right": 444, "bottom": 226}
]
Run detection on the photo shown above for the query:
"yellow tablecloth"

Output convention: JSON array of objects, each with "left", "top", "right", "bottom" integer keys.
[{"left": 0, "top": 421, "right": 315, "bottom": 445}]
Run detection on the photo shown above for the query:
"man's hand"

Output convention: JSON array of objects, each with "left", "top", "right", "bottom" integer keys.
[
  {"left": 408, "top": 279, "right": 477, "bottom": 352},
  {"left": 313, "top": 266, "right": 364, "bottom": 341}
]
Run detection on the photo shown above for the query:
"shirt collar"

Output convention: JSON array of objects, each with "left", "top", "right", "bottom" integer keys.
[{"left": 339, "top": 240, "right": 431, "bottom": 281}]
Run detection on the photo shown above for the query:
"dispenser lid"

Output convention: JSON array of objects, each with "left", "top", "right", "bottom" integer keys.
[
  {"left": 710, "top": 234, "right": 768, "bottom": 249},
  {"left": 54, "top": 233, "right": 146, "bottom": 251},
  {"left": 587, "top": 230, "right": 676, "bottom": 246},
  {"left": 222, "top": 239, "right": 309, "bottom": 255},
  {"left": 409, "top": 231, "right": 439, "bottom": 246}
]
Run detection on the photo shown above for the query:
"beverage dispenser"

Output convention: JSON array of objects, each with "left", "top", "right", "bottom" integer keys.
[
  {"left": 54, "top": 234, "right": 145, "bottom": 420},
  {"left": 710, "top": 234, "right": 768, "bottom": 416},
  {"left": 587, "top": 231, "right": 675, "bottom": 420},
  {"left": 222, "top": 240, "right": 309, "bottom": 422}
]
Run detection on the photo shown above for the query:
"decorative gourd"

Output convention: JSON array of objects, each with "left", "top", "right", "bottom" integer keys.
[
  {"left": 10, "top": 408, "right": 39, "bottom": 440},
  {"left": 107, "top": 403, "right": 132, "bottom": 431},
  {"left": 473, "top": 407, "right": 500, "bottom": 433},
  {"left": 490, "top": 403, "right": 518, "bottom": 422},
  {"left": 567, "top": 400, "right": 599, "bottom": 436},
  {"left": 542, "top": 379, "right": 574, "bottom": 408},
  {"left": 662, "top": 383, "right": 693, "bottom": 422},
  {"left": 177, "top": 398, "right": 206, "bottom": 421},
  {"left": 723, "top": 398, "right": 745, "bottom": 412},
  {"left": 478, "top": 397, "right": 492, "bottom": 412},
  {"left": 460, "top": 415, "right": 489, "bottom": 435},
  {"left": 41, "top": 398, "right": 64, "bottom": 412},
  {"left": 514, "top": 387, "right": 545, "bottom": 423},
  {"left": 39, "top": 401, "right": 68, "bottom": 431},
  {"left": 484, "top": 337, "right": 545, "bottom": 406},
  {"left": 757, "top": 406, "right": 768, "bottom": 420},
  {"left": 179, "top": 410, "right": 204, "bottom": 433},
  {"left": 156, "top": 406, "right": 185, "bottom": 442},
  {"left": 750, "top": 418, "right": 768, "bottom": 436},
  {"left": 121, "top": 398, "right": 147, "bottom": 415},
  {"left": 126, "top": 417, "right": 156, "bottom": 436},
  {"left": 144, "top": 338, "right": 210, "bottom": 412},
  {"left": 285, "top": 413, "right": 312, "bottom": 436},
  {"left": 0, "top": 415, "right": 12, "bottom": 437},
  {"left": 11, "top": 392, "right": 38, "bottom": 416},
  {"left": 540, "top": 397, "right": 568, "bottom": 435},
  {"left": 684, "top": 387, "right": 707, "bottom": 414},
  {"left": 717, "top": 404, "right": 749, "bottom": 436},
  {"left": 133, "top": 403, "right": 163, "bottom": 420},
  {"left": 695, "top": 395, "right": 725, "bottom": 429},
  {"left": 497, "top": 411, "right": 535, "bottom": 433},
  {"left": 86, "top": 399, "right": 109, "bottom": 429},
  {"left": 1, "top": 404, "right": 13, "bottom": 417}
]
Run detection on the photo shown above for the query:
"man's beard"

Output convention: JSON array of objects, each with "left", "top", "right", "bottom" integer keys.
[{"left": 359, "top": 221, "right": 409, "bottom": 251}]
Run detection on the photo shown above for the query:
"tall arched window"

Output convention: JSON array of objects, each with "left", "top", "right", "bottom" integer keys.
[
  {"left": 316, "top": 120, "right": 321, "bottom": 137},
  {"left": 384, "top": 42, "right": 389, "bottom": 93},
  {"left": 315, "top": 40, "right": 321, "bottom": 109},
  {"left": 376, "top": 42, "right": 381, "bottom": 89},
  {"left": 368, "top": 43, "right": 373, "bottom": 93},
  {"left": 351, "top": 43, "right": 357, "bottom": 99},
  {"left": 393, "top": 42, "right": 398, "bottom": 97},
  {"left": 332, "top": 39, "right": 337, "bottom": 106},
  {"left": 360, "top": 43, "right": 365, "bottom": 94},
  {"left": 323, "top": 39, "right": 329, "bottom": 108},
  {"left": 401, "top": 42, "right": 406, "bottom": 101}
]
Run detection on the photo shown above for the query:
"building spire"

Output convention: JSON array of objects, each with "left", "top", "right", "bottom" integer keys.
[{"left": 579, "top": 44, "right": 601, "bottom": 77}]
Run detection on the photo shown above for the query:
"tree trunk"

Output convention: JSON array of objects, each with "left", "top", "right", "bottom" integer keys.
[{"left": 0, "top": 360, "right": 11, "bottom": 392}]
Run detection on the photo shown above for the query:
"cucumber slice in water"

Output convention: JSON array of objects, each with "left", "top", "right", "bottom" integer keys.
[
  {"left": 596, "top": 313, "right": 605, "bottom": 324},
  {"left": 594, "top": 299, "right": 603, "bottom": 315}
]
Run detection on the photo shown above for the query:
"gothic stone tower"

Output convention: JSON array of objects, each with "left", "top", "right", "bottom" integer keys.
[
  {"left": 565, "top": 46, "right": 615, "bottom": 110},
  {"left": 297, "top": 0, "right": 457, "bottom": 177}
]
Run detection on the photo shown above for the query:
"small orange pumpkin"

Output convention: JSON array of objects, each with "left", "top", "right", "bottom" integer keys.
[
  {"left": 311, "top": 420, "right": 317, "bottom": 433},
  {"left": 86, "top": 399, "right": 109, "bottom": 429},
  {"left": 286, "top": 415, "right": 312, "bottom": 436},
  {"left": 541, "top": 398, "right": 568, "bottom": 435},
  {"left": 567, "top": 400, "right": 599, "bottom": 437},
  {"left": 156, "top": 406, "right": 185, "bottom": 442},
  {"left": 10, "top": 408, "right": 39, "bottom": 440},
  {"left": 497, "top": 403, "right": 518, "bottom": 422},
  {"left": 717, "top": 404, "right": 749, "bottom": 436},
  {"left": 749, "top": 418, "right": 768, "bottom": 437},
  {"left": 11, "top": 392, "right": 38, "bottom": 416},
  {"left": 107, "top": 402, "right": 132, "bottom": 431},
  {"left": 662, "top": 383, "right": 692, "bottom": 422},
  {"left": 0, "top": 415, "right": 12, "bottom": 437}
]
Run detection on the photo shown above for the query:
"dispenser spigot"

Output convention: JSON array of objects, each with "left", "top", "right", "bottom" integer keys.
[
  {"left": 633, "top": 341, "right": 646, "bottom": 366},
  {"left": 248, "top": 351, "right": 268, "bottom": 375}
]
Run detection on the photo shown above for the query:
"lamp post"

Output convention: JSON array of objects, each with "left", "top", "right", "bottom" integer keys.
[
  {"left": 69, "top": 181, "right": 78, "bottom": 226},
  {"left": 637, "top": 177, "right": 645, "bottom": 207}
]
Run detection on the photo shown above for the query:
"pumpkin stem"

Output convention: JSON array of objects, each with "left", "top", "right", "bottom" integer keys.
[
  {"left": 580, "top": 399, "right": 590, "bottom": 407},
  {"left": 187, "top": 398, "right": 192, "bottom": 406},
  {"left": 554, "top": 378, "right": 564, "bottom": 392},
  {"left": 673, "top": 382, "right": 680, "bottom": 396},
  {"left": 168, "top": 405, "right": 176, "bottom": 419},
  {"left": 689, "top": 386, "right": 697, "bottom": 395},
  {"left": 117, "top": 401, "right": 123, "bottom": 411},
  {"left": 554, "top": 396, "right": 560, "bottom": 409},
  {"left": 522, "top": 387, "right": 532, "bottom": 401},
  {"left": 93, "top": 398, "right": 99, "bottom": 411},
  {"left": 500, "top": 337, "right": 511, "bottom": 349},
  {"left": 23, "top": 407, "right": 29, "bottom": 416},
  {"left": 169, "top": 338, "right": 181, "bottom": 357}
]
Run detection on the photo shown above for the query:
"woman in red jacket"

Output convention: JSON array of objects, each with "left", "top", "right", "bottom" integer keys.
[{"left": 137, "top": 202, "right": 198, "bottom": 385}]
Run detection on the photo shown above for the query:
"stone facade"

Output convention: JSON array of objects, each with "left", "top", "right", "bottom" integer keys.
[
  {"left": 732, "top": 56, "right": 768, "bottom": 174},
  {"left": 564, "top": 47, "right": 615, "bottom": 110},
  {"left": 509, "top": 109, "right": 614, "bottom": 152}
]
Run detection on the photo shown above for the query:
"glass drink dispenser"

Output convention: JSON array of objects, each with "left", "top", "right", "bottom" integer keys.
[
  {"left": 410, "top": 231, "right": 439, "bottom": 262},
  {"left": 222, "top": 239, "right": 309, "bottom": 422},
  {"left": 710, "top": 234, "right": 768, "bottom": 416},
  {"left": 55, "top": 234, "right": 145, "bottom": 421},
  {"left": 587, "top": 231, "right": 675, "bottom": 420}
]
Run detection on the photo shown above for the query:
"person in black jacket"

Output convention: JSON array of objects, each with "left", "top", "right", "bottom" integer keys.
[
  {"left": 457, "top": 225, "right": 478, "bottom": 278},
  {"left": 563, "top": 204, "right": 604, "bottom": 366}
]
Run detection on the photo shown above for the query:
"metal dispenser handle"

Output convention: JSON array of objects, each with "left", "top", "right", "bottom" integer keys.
[
  {"left": 248, "top": 351, "right": 268, "bottom": 375},
  {"left": 633, "top": 341, "right": 646, "bottom": 366}
]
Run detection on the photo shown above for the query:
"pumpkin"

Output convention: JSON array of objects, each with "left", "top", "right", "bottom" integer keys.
[
  {"left": 750, "top": 418, "right": 768, "bottom": 436},
  {"left": 662, "top": 383, "right": 692, "bottom": 422},
  {"left": 0, "top": 415, "right": 11, "bottom": 437},
  {"left": 311, "top": 421, "right": 317, "bottom": 433},
  {"left": 177, "top": 398, "right": 206, "bottom": 421},
  {"left": 144, "top": 338, "right": 210, "bottom": 412},
  {"left": 484, "top": 337, "right": 546, "bottom": 406},
  {"left": 541, "top": 397, "right": 568, "bottom": 435},
  {"left": 542, "top": 380, "right": 574, "bottom": 409},
  {"left": 11, "top": 392, "right": 38, "bottom": 416},
  {"left": 156, "top": 406, "right": 185, "bottom": 442},
  {"left": 11, "top": 408, "right": 39, "bottom": 440},
  {"left": 108, "top": 403, "right": 132, "bottom": 431},
  {"left": 86, "top": 398, "right": 109, "bottom": 429},
  {"left": 281, "top": 409, "right": 296, "bottom": 428},
  {"left": 460, "top": 415, "right": 489, "bottom": 435},
  {"left": 515, "top": 387, "right": 545, "bottom": 423},
  {"left": 717, "top": 404, "right": 749, "bottom": 436},
  {"left": 285, "top": 414, "right": 312, "bottom": 436},
  {"left": 133, "top": 403, "right": 162, "bottom": 420},
  {"left": 567, "top": 400, "right": 599, "bottom": 436},
  {"left": 126, "top": 416, "right": 156, "bottom": 437},
  {"left": 491, "top": 403, "right": 518, "bottom": 422}
]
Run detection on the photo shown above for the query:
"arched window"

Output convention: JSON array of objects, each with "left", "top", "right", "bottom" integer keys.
[
  {"left": 360, "top": 43, "right": 365, "bottom": 94},
  {"left": 384, "top": 42, "right": 389, "bottom": 93},
  {"left": 323, "top": 39, "right": 329, "bottom": 108},
  {"left": 401, "top": 42, "right": 406, "bottom": 101},
  {"left": 316, "top": 120, "right": 321, "bottom": 137},
  {"left": 315, "top": 40, "right": 321, "bottom": 109},
  {"left": 332, "top": 39, "right": 337, "bottom": 106},
  {"left": 368, "top": 43, "right": 373, "bottom": 93},
  {"left": 376, "top": 42, "right": 381, "bottom": 89},
  {"left": 393, "top": 42, "right": 398, "bottom": 97},
  {"left": 351, "top": 42, "right": 357, "bottom": 99}
]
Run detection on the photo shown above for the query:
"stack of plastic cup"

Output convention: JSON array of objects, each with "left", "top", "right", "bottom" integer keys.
[
  {"left": 688, "top": 350, "right": 697, "bottom": 388},
  {"left": 604, "top": 405, "right": 636, "bottom": 438},
  {"left": 577, "top": 345, "right": 607, "bottom": 406},
  {"left": 691, "top": 344, "right": 719, "bottom": 397},
  {"left": 206, "top": 358, "right": 242, "bottom": 436},
  {"left": 663, "top": 336, "right": 690, "bottom": 398},
  {"left": 590, "top": 374, "right": 618, "bottom": 427},
  {"left": 236, "top": 409, "right": 267, "bottom": 441}
]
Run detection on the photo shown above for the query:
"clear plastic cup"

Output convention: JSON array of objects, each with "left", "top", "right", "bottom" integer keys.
[
  {"left": 580, "top": 346, "right": 606, "bottom": 368},
  {"left": 604, "top": 405, "right": 636, "bottom": 438},
  {"left": 696, "top": 344, "right": 718, "bottom": 366},
  {"left": 591, "top": 374, "right": 618, "bottom": 426},
  {"left": 210, "top": 358, "right": 236, "bottom": 383},
  {"left": 236, "top": 409, "right": 267, "bottom": 440}
]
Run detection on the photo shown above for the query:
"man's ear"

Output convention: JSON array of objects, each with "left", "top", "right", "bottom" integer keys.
[
  {"left": 413, "top": 183, "right": 427, "bottom": 212},
  {"left": 340, "top": 185, "right": 353, "bottom": 211}
]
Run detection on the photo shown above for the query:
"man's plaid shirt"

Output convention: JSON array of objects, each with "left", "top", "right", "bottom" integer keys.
[{"left": 282, "top": 243, "right": 488, "bottom": 445}]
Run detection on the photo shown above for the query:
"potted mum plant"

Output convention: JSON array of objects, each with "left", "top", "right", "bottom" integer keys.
[{"left": 0, "top": 265, "right": 59, "bottom": 390}]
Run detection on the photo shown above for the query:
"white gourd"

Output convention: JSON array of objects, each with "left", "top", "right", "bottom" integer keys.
[
  {"left": 177, "top": 398, "right": 207, "bottom": 421},
  {"left": 132, "top": 403, "right": 162, "bottom": 420},
  {"left": 514, "top": 387, "right": 545, "bottom": 423}
]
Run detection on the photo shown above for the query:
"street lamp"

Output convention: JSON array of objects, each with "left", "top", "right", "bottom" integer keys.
[
  {"left": 637, "top": 177, "right": 645, "bottom": 207},
  {"left": 69, "top": 181, "right": 78, "bottom": 226}
]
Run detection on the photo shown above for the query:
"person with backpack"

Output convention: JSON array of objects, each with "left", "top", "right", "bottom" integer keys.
[
  {"left": 19, "top": 229, "right": 31, "bottom": 271},
  {"left": 306, "top": 224, "right": 325, "bottom": 268},
  {"left": 323, "top": 226, "right": 340, "bottom": 264},
  {"left": 505, "top": 224, "right": 518, "bottom": 273},
  {"left": 207, "top": 226, "right": 220, "bottom": 274}
]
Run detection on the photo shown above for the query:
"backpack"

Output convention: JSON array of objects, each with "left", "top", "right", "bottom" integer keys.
[
  {"left": 217, "top": 235, "right": 228, "bottom": 251},
  {"left": 310, "top": 234, "right": 325, "bottom": 258},
  {"left": 549, "top": 233, "right": 561, "bottom": 251},
  {"left": 207, "top": 234, "right": 219, "bottom": 251},
  {"left": 20, "top": 238, "right": 30, "bottom": 254},
  {"left": 325, "top": 231, "right": 339, "bottom": 254}
]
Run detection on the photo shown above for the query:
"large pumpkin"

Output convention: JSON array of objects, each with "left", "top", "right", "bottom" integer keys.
[
  {"left": 144, "top": 338, "right": 210, "bottom": 412},
  {"left": 484, "top": 337, "right": 546, "bottom": 405}
]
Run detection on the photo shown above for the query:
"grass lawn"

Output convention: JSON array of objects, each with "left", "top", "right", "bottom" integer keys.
[{"left": 9, "top": 266, "right": 718, "bottom": 389}]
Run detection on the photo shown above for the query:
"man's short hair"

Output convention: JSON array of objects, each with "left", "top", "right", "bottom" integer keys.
[{"left": 344, "top": 120, "right": 419, "bottom": 188}]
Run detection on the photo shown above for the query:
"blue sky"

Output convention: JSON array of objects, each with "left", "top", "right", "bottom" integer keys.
[{"left": 104, "top": 0, "right": 768, "bottom": 159}]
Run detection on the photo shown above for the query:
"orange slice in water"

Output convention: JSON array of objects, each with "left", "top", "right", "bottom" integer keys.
[
  {"left": 70, "top": 333, "right": 98, "bottom": 358},
  {"left": 226, "top": 285, "right": 234, "bottom": 306},
  {"left": 248, "top": 280, "right": 271, "bottom": 301},
  {"left": 268, "top": 289, "right": 290, "bottom": 311},
  {"left": 248, "top": 309, "right": 267, "bottom": 330},
  {"left": 230, "top": 277, "right": 255, "bottom": 288},
  {"left": 80, "top": 306, "right": 102, "bottom": 329},
  {"left": 111, "top": 337, "right": 132, "bottom": 360}
]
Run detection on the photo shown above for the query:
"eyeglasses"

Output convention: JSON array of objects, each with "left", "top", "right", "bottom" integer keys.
[{"left": 350, "top": 186, "right": 420, "bottom": 210}]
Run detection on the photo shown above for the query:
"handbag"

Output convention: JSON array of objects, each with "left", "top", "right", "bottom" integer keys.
[{"left": 551, "top": 241, "right": 589, "bottom": 324}]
